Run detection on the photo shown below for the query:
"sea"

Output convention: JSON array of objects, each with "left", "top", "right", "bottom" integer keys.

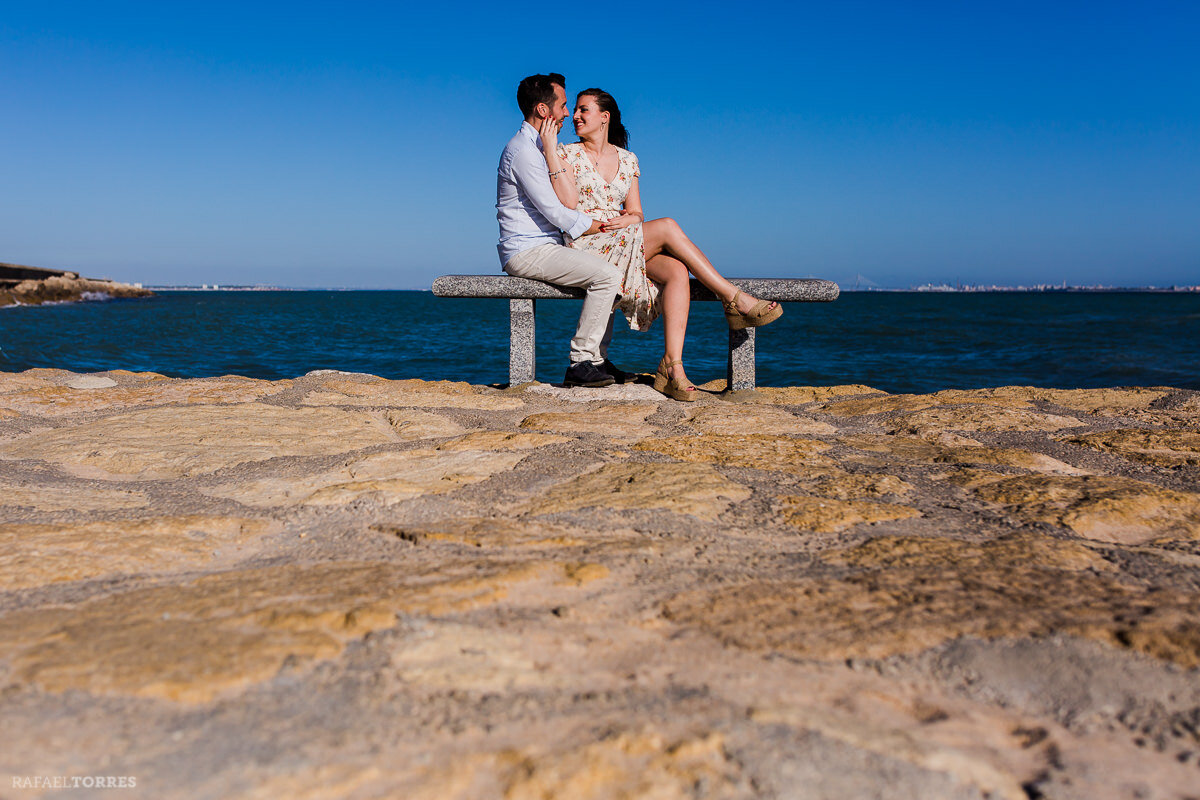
[{"left": 2, "top": 291, "right": 1198, "bottom": 394}]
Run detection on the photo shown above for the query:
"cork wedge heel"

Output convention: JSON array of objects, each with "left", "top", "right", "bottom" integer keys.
[
  {"left": 724, "top": 289, "right": 783, "bottom": 330},
  {"left": 654, "top": 356, "right": 698, "bottom": 402}
]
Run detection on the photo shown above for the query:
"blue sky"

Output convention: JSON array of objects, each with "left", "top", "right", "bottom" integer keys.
[{"left": 2, "top": 0, "right": 1197, "bottom": 288}]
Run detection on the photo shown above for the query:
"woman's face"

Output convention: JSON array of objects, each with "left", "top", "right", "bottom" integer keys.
[{"left": 572, "top": 96, "right": 609, "bottom": 138}]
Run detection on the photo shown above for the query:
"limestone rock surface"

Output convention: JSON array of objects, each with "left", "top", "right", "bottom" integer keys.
[
  {"left": 0, "top": 375, "right": 285, "bottom": 417},
  {"left": 0, "top": 402, "right": 397, "bottom": 479},
  {"left": 684, "top": 403, "right": 837, "bottom": 435},
  {"left": 204, "top": 448, "right": 529, "bottom": 508},
  {"left": 2, "top": 370, "right": 1199, "bottom": 799},
  {"left": 0, "top": 516, "right": 279, "bottom": 589},
  {"left": 634, "top": 433, "right": 837, "bottom": 472},
  {"left": 1063, "top": 428, "right": 1200, "bottom": 467},
  {"left": 524, "top": 461, "right": 752, "bottom": 521},
  {"left": 520, "top": 403, "right": 658, "bottom": 440},
  {"left": 777, "top": 494, "right": 921, "bottom": 533},
  {"left": 303, "top": 376, "right": 523, "bottom": 410}
]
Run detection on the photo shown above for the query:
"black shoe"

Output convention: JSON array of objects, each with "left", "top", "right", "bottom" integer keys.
[
  {"left": 600, "top": 359, "right": 629, "bottom": 384},
  {"left": 563, "top": 361, "right": 616, "bottom": 388}
]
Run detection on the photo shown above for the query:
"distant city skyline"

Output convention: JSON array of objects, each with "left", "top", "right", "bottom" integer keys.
[{"left": 2, "top": 1, "right": 1197, "bottom": 289}]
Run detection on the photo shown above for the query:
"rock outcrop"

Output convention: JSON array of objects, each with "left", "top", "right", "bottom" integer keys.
[
  {"left": 1, "top": 369, "right": 1198, "bottom": 798},
  {"left": 0, "top": 270, "right": 151, "bottom": 307}
]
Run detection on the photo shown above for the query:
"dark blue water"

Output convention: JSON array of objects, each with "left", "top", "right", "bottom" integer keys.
[{"left": 2, "top": 291, "right": 1197, "bottom": 393}]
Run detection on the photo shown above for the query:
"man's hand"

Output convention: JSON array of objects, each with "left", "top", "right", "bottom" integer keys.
[
  {"left": 538, "top": 115, "right": 560, "bottom": 154},
  {"left": 599, "top": 214, "right": 641, "bottom": 232}
]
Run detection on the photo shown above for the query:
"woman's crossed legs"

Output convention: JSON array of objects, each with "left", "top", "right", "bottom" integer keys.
[
  {"left": 643, "top": 217, "right": 778, "bottom": 392},
  {"left": 643, "top": 217, "right": 777, "bottom": 316},
  {"left": 645, "top": 253, "right": 692, "bottom": 390}
]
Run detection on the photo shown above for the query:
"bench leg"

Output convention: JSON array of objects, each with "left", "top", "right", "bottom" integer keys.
[
  {"left": 509, "top": 298, "right": 536, "bottom": 385},
  {"left": 728, "top": 327, "right": 756, "bottom": 391}
]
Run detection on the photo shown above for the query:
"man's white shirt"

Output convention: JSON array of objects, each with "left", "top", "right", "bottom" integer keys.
[{"left": 496, "top": 122, "right": 592, "bottom": 268}]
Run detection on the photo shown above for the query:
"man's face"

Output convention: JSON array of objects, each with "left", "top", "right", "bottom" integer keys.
[{"left": 547, "top": 84, "right": 568, "bottom": 128}]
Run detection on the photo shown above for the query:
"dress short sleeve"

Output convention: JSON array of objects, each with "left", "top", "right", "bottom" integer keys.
[{"left": 628, "top": 151, "right": 640, "bottom": 178}]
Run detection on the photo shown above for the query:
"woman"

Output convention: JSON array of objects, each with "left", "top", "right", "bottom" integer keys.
[{"left": 539, "top": 88, "right": 780, "bottom": 401}]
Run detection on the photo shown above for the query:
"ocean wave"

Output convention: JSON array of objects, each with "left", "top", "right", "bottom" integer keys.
[{"left": 1, "top": 292, "right": 113, "bottom": 309}]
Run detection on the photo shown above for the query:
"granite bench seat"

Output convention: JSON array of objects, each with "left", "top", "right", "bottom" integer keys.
[{"left": 431, "top": 275, "right": 839, "bottom": 390}]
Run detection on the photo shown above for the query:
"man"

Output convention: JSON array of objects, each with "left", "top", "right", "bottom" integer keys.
[{"left": 497, "top": 72, "right": 625, "bottom": 388}]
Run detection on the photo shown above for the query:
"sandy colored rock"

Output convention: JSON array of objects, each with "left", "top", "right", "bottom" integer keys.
[
  {"left": 386, "top": 623, "right": 575, "bottom": 694},
  {"left": 520, "top": 403, "right": 658, "bottom": 440},
  {"left": 822, "top": 389, "right": 1032, "bottom": 417},
  {"left": 0, "top": 376, "right": 286, "bottom": 417},
  {"left": 888, "top": 405, "right": 1083, "bottom": 434},
  {"left": 383, "top": 407, "right": 469, "bottom": 440},
  {"left": 1178, "top": 394, "right": 1200, "bottom": 418},
  {"left": 823, "top": 531, "right": 1111, "bottom": 572},
  {"left": 0, "top": 516, "right": 279, "bottom": 590},
  {"left": 742, "top": 385, "right": 883, "bottom": 405},
  {"left": 816, "top": 385, "right": 1168, "bottom": 418},
  {"left": 0, "top": 560, "right": 555, "bottom": 703},
  {"left": 806, "top": 471, "right": 915, "bottom": 499},
  {"left": 0, "top": 274, "right": 152, "bottom": 307},
  {"left": 967, "top": 474, "right": 1200, "bottom": 544},
  {"left": 1062, "top": 428, "right": 1200, "bottom": 467},
  {"left": 928, "top": 466, "right": 1016, "bottom": 489},
  {"left": 1034, "top": 387, "right": 1169, "bottom": 416},
  {"left": 303, "top": 377, "right": 524, "bottom": 410},
  {"left": 663, "top": 533, "right": 1200, "bottom": 666},
  {"left": 236, "top": 765, "right": 389, "bottom": 800},
  {"left": 375, "top": 517, "right": 598, "bottom": 549},
  {"left": 522, "top": 382, "right": 666, "bottom": 403},
  {"left": 206, "top": 448, "right": 528, "bottom": 508},
  {"left": 820, "top": 394, "right": 926, "bottom": 417},
  {"left": 0, "top": 371, "right": 58, "bottom": 394},
  {"left": 637, "top": 435, "right": 911, "bottom": 497},
  {"left": 410, "top": 731, "right": 742, "bottom": 800},
  {"left": 64, "top": 375, "right": 118, "bottom": 389},
  {"left": 634, "top": 434, "right": 836, "bottom": 472},
  {"left": 525, "top": 461, "right": 751, "bottom": 521},
  {"left": 3, "top": 374, "right": 1199, "bottom": 796},
  {"left": 841, "top": 434, "right": 1089, "bottom": 475},
  {"left": 436, "top": 430, "right": 570, "bottom": 451},
  {"left": 0, "top": 479, "right": 149, "bottom": 511},
  {"left": 0, "top": 403, "right": 398, "bottom": 480},
  {"left": 777, "top": 494, "right": 921, "bottom": 533},
  {"left": 684, "top": 403, "right": 837, "bottom": 435}
]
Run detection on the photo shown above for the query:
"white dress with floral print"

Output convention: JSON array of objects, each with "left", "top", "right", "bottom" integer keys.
[{"left": 557, "top": 142, "right": 659, "bottom": 331}]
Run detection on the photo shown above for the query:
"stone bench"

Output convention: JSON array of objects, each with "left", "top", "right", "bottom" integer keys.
[{"left": 431, "top": 275, "right": 840, "bottom": 390}]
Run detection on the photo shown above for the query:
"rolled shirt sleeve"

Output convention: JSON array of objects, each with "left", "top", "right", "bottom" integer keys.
[{"left": 511, "top": 145, "right": 591, "bottom": 240}]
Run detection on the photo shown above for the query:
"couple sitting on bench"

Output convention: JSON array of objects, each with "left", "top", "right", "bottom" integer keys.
[{"left": 497, "top": 73, "right": 782, "bottom": 401}]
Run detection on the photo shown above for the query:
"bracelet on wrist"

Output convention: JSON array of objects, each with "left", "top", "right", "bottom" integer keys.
[{"left": 549, "top": 169, "right": 566, "bottom": 179}]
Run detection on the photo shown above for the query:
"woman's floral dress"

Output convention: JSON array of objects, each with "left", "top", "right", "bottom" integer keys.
[{"left": 557, "top": 142, "right": 659, "bottom": 331}]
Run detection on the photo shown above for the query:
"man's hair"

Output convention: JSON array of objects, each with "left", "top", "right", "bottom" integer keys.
[{"left": 517, "top": 73, "right": 565, "bottom": 119}]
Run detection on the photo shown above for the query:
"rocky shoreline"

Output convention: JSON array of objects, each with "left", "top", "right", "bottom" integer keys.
[
  {"left": 0, "top": 369, "right": 1197, "bottom": 798},
  {"left": 0, "top": 272, "right": 153, "bottom": 308}
]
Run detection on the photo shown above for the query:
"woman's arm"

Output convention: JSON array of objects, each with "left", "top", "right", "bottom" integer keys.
[
  {"left": 538, "top": 118, "right": 579, "bottom": 209},
  {"left": 600, "top": 175, "right": 645, "bottom": 232}
]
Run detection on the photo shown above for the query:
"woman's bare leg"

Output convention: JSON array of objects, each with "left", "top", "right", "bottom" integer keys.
[
  {"left": 642, "top": 217, "right": 776, "bottom": 316},
  {"left": 645, "top": 253, "right": 693, "bottom": 388}
]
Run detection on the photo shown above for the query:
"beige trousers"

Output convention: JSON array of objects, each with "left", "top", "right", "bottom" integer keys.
[{"left": 504, "top": 243, "right": 621, "bottom": 365}]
